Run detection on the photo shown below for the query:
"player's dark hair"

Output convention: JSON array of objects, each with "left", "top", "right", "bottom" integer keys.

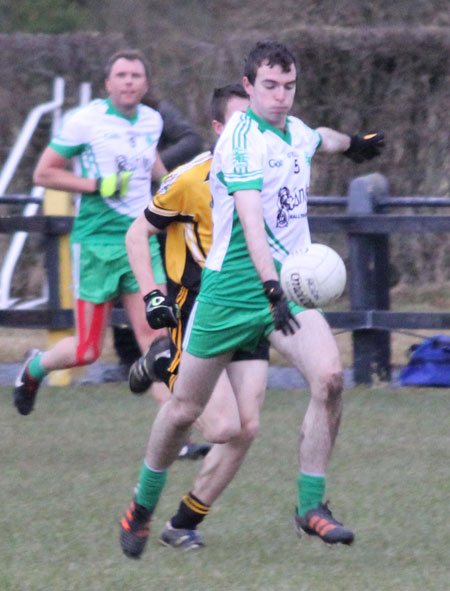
[
  {"left": 211, "top": 83, "right": 248, "bottom": 123},
  {"left": 244, "top": 41, "right": 297, "bottom": 85},
  {"left": 105, "top": 49, "right": 150, "bottom": 80}
]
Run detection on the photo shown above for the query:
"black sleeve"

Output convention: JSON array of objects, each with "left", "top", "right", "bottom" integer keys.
[
  {"left": 144, "top": 205, "right": 194, "bottom": 230},
  {"left": 144, "top": 207, "right": 172, "bottom": 230},
  {"left": 156, "top": 100, "right": 204, "bottom": 171}
]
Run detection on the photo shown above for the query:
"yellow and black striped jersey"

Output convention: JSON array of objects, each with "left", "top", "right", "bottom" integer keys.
[{"left": 144, "top": 151, "right": 212, "bottom": 290}]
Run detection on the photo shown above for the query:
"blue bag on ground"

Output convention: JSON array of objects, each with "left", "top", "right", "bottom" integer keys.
[{"left": 399, "top": 335, "right": 450, "bottom": 387}]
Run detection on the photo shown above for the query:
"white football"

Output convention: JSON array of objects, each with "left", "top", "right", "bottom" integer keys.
[{"left": 280, "top": 243, "right": 346, "bottom": 308}]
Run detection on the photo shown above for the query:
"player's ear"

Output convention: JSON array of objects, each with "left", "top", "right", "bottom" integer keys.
[
  {"left": 211, "top": 119, "right": 223, "bottom": 136},
  {"left": 242, "top": 77, "right": 252, "bottom": 94}
]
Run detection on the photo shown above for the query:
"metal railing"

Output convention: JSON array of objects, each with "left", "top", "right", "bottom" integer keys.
[
  {"left": 0, "top": 78, "right": 65, "bottom": 309},
  {"left": 0, "top": 78, "right": 65, "bottom": 198},
  {"left": 0, "top": 79, "right": 92, "bottom": 309},
  {"left": 0, "top": 186, "right": 46, "bottom": 309}
]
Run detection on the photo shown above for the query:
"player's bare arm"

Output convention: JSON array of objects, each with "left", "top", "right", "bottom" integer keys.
[
  {"left": 33, "top": 146, "right": 97, "bottom": 193},
  {"left": 315, "top": 127, "right": 351, "bottom": 153},
  {"left": 126, "top": 213, "right": 161, "bottom": 297},
  {"left": 234, "top": 189, "right": 278, "bottom": 283},
  {"left": 127, "top": 213, "right": 178, "bottom": 330},
  {"left": 152, "top": 151, "right": 168, "bottom": 185}
]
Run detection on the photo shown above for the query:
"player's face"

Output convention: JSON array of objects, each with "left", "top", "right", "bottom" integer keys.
[
  {"left": 212, "top": 95, "right": 249, "bottom": 136},
  {"left": 105, "top": 58, "right": 149, "bottom": 115},
  {"left": 243, "top": 61, "right": 296, "bottom": 130}
]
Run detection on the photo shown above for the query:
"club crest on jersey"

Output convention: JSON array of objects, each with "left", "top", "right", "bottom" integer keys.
[{"left": 232, "top": 147, "right": 249, "bottom": 173}]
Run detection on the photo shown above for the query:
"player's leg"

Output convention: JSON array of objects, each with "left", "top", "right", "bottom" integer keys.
[
  {"left": 120, "top": 351, "right": 228, "bottom": 558},
  {"left": 193, "top": 370, "right": 241, "bottom": 443},
  {"left": 269, "top": 309, "right": 353, "bottom": 545},
  {"left": 159, "top": 358, "right": 268, "bottom": 550},
  {"left": 121, "top": 300, "right": 261, "bottom": 558},
  {"left": 14, "top": 242, "right": 121, "bottom": 415},
  {"left": 270, "top": 309, "right": 343, "bottom": 474},
  {"left": 192, "top": 358, "right": 268, "bottom": 502},
  {"left": 25, "top": 240, "right": 122, "bottom": 372},
  {"left": 158, "top": 367, "right": 242, "bottom": 551},
  {"left": 13, "top": 298, "right": 112, "bottom": 416},
  {"left": 146, "top": 351, "right": 230, "bottom": 469},
  {"left": 48, "top": 298, "right": 112, "bottom": 368}
]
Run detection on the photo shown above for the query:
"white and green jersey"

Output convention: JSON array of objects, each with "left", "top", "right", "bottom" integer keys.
[
  {"left": 199, "top": 107, "right": 321, "bottom": 308},
  {"left": 50, "top": 97, "right": 163, "bottom": 245}
]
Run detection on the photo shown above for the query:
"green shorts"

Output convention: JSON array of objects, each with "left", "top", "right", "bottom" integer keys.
[
  {"left": 185, "top": 299, "right": 305, "bottom": 358},
  {"left": 71, "top": 236, "right": 165, "bottom": 303}
]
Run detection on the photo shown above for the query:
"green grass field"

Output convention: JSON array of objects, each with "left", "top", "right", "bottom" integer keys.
[{"left": 1, "top": 383, "right": 449, "bottom": 591}]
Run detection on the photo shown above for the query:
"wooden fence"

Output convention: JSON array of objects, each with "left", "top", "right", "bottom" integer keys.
[{"left": 2, "top": 173, "right": 450, "bottom": 384}]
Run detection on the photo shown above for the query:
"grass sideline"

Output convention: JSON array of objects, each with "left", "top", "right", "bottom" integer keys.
[{"left": 1, "top": 383, "right": 449, "bottom": 591}]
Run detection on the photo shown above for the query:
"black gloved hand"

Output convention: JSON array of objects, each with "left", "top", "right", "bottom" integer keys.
[
  {"left": 263, "top": 280, "right": 300, "bottom": 336},
  {"left": 343, "top": 132, "right": 385, "bottom": 163},
  {"left": 143, "top": 289, "right": 179, "bottom": 329}
]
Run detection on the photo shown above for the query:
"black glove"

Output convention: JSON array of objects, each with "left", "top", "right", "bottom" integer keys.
[
  {"left": 263, "top": 280, "right": 300, "bottom": 336},
  {"left": 343, "top": 132, "right": 385, "bottom": 163},
  {"left": 143, "top": 289, "right": 179, "bottom": 329}
]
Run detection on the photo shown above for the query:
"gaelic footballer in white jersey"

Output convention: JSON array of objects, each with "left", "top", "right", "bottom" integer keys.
[
  {"left": 201, "top": 107, "right": 321, "bottom": 307},
  {"left": 50, "top": 97, "right": 163, "bottom": 244}
]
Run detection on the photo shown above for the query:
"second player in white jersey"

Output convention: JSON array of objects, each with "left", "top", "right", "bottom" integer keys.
[{"left": 51, "top": 97, "right": 163, "bottom": 243}]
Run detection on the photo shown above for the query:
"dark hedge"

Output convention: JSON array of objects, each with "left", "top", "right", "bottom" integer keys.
[{"left": 1, "top": 27, "right": 449, "bottom": 288}]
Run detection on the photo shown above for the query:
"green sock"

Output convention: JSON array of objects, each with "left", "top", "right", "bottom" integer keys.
[
  {"left": 135, "top": 463, "right": 167, "bottom": 513},
  {"left": 297, "top": 472, "right": 325, "bottom": 515},
  {"left": 28, "top": 353, "right": 48, "bottom": 381}
]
